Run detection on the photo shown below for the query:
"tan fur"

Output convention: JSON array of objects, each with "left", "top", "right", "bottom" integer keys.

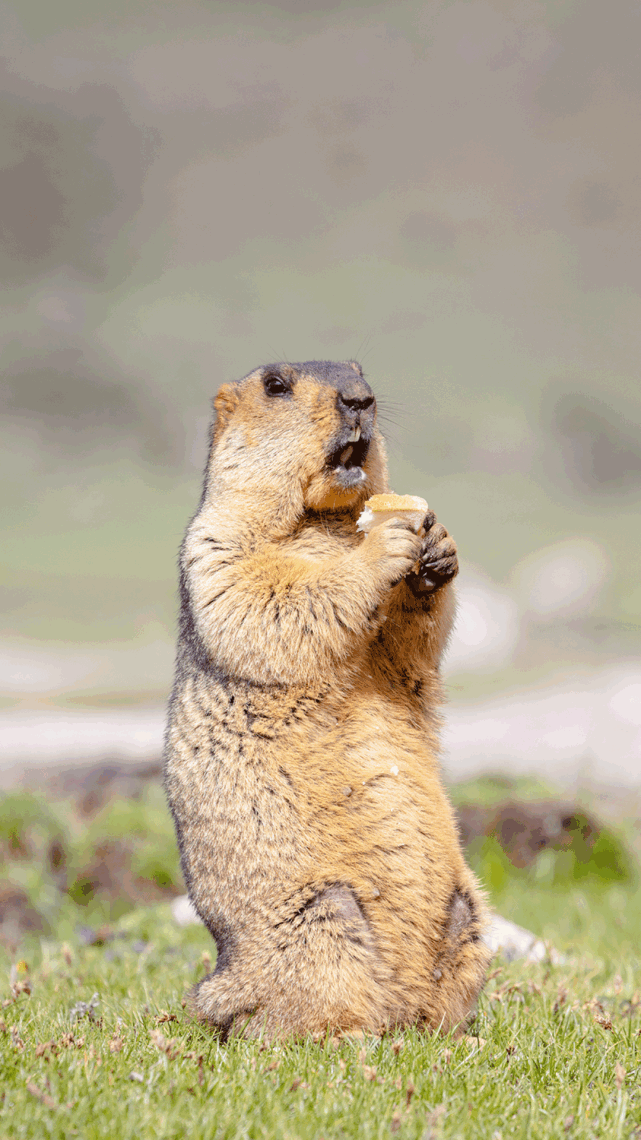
[{"left": 164, "top": 360, "right": 490, "bottom": 1041}]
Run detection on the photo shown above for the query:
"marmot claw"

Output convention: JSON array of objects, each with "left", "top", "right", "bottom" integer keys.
[{"left": 406, "top": 515, "right": 459, "bottom": 597}]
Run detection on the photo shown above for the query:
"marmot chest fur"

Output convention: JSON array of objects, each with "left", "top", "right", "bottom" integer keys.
[{"left": 164, "top": 359, "right": 490, "bottom": 1039}]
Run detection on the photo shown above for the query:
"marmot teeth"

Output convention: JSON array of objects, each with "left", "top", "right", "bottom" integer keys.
[{"left": 347, "top": 426, "right": 361, "bottom": 442}]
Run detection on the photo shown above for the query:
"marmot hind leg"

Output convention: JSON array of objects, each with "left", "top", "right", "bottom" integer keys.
[
  {"left": 189, "top": 884, "right": 398, "bottom": 1040},
  {"left": 423, "top": 885, "right": 492, "bottom": 1032}
]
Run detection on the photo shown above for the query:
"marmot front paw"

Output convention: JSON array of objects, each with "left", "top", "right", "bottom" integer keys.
[
  {"left": 406, "top": 511, "right": 458, "bottom": 597},
  {"left": 364, "top": 517, "right": 424, "bottom": 588}
]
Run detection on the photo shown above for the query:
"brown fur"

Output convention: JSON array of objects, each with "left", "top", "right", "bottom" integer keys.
[{"left": 164, "top": 360, "right": 490, "bottom": 1040}]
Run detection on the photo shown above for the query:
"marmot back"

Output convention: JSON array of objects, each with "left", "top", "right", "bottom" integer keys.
[{"left": 164, "top": 359, "right": 490, "bottom": 1039}]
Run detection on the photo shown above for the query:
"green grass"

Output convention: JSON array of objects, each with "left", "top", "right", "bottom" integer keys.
[
  {"left": 1, "top": 780, "right": 640, "bottom": 1139},
  {"left": 1, "top": 903, "right": 640, "bottom": 1140},
  {"left": 0, "top": 783, "right": 183, "bottom": 932}
]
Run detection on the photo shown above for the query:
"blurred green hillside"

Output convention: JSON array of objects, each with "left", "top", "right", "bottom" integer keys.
[{"left": 1, "top": 0, "right": 640, "bottom": 670}]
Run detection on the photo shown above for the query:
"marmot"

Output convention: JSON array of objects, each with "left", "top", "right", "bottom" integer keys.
[{"left": 164, "top": 359, "right": 490, "bottom": 1040}]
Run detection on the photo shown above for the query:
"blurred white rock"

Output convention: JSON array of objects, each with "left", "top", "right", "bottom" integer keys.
[
  {"left": 171, "top": 895, "right": 201, "bottom": 926},
  {"left": 511, "top": 538, "right": 609, "bottom": 620},
  {"left": 445, "top": 568, "right": 519, "bottom": 674},
  {"left": 483, "top": 914, "right": 552, "bottom": 963}
]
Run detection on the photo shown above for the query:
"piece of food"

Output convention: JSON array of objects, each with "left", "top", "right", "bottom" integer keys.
[{"left": 356, "top": 493, "right": 428, "bottom": 534}]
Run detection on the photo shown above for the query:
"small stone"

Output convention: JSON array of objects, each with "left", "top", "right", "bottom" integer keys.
[
  {"left": 171, "top": 896, "right": 202, "bottom": 927},
  {"left": 342, "top": 786, "right": 352, "bottom": 797},
  {"left": 483, "top": 914, "right": 558, "bottom": 963},
  {"left": 390, "top": 765, "right": 399, "bottom": 775},
  {"left": 371, "top": 887, "right": 381, "bottom": 899},
  {"left": 433, "top": 967, "right": 442, "bottom": 980}
]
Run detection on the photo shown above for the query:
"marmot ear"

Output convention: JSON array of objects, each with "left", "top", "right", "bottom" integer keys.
[{"left": 212, "top": 384, "right": 240, "bottom": 444}]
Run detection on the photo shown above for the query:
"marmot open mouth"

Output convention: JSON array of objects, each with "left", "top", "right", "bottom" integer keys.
[{"left": 328, "top": 435, "right": 370, "bottom": 471}]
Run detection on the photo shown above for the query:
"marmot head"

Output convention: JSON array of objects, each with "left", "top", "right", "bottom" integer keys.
[{"left": 208, "top": 360, "right": 387, "bottom": 514}]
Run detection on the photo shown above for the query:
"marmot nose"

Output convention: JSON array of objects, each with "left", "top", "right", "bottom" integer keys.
[{"left": 337, "top": 388, "right": 375, "bottom": 414}]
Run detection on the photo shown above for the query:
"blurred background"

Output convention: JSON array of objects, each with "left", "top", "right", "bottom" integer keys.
[{"left": 1, "top": 0, "right": 640, "bottom": 948}]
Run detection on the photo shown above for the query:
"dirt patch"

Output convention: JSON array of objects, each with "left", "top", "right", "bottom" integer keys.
[{"left": 456, "top": 798, "right": 630, "bottom": 879}]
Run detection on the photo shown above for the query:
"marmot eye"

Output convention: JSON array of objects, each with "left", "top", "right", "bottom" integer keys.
[{"left": 264, "top": 375, "right": 290, "bottom": 397}]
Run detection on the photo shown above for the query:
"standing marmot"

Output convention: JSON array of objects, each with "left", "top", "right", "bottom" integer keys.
[{"left": 164, "top": 359, "right": 490, "bottom": 1040}]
